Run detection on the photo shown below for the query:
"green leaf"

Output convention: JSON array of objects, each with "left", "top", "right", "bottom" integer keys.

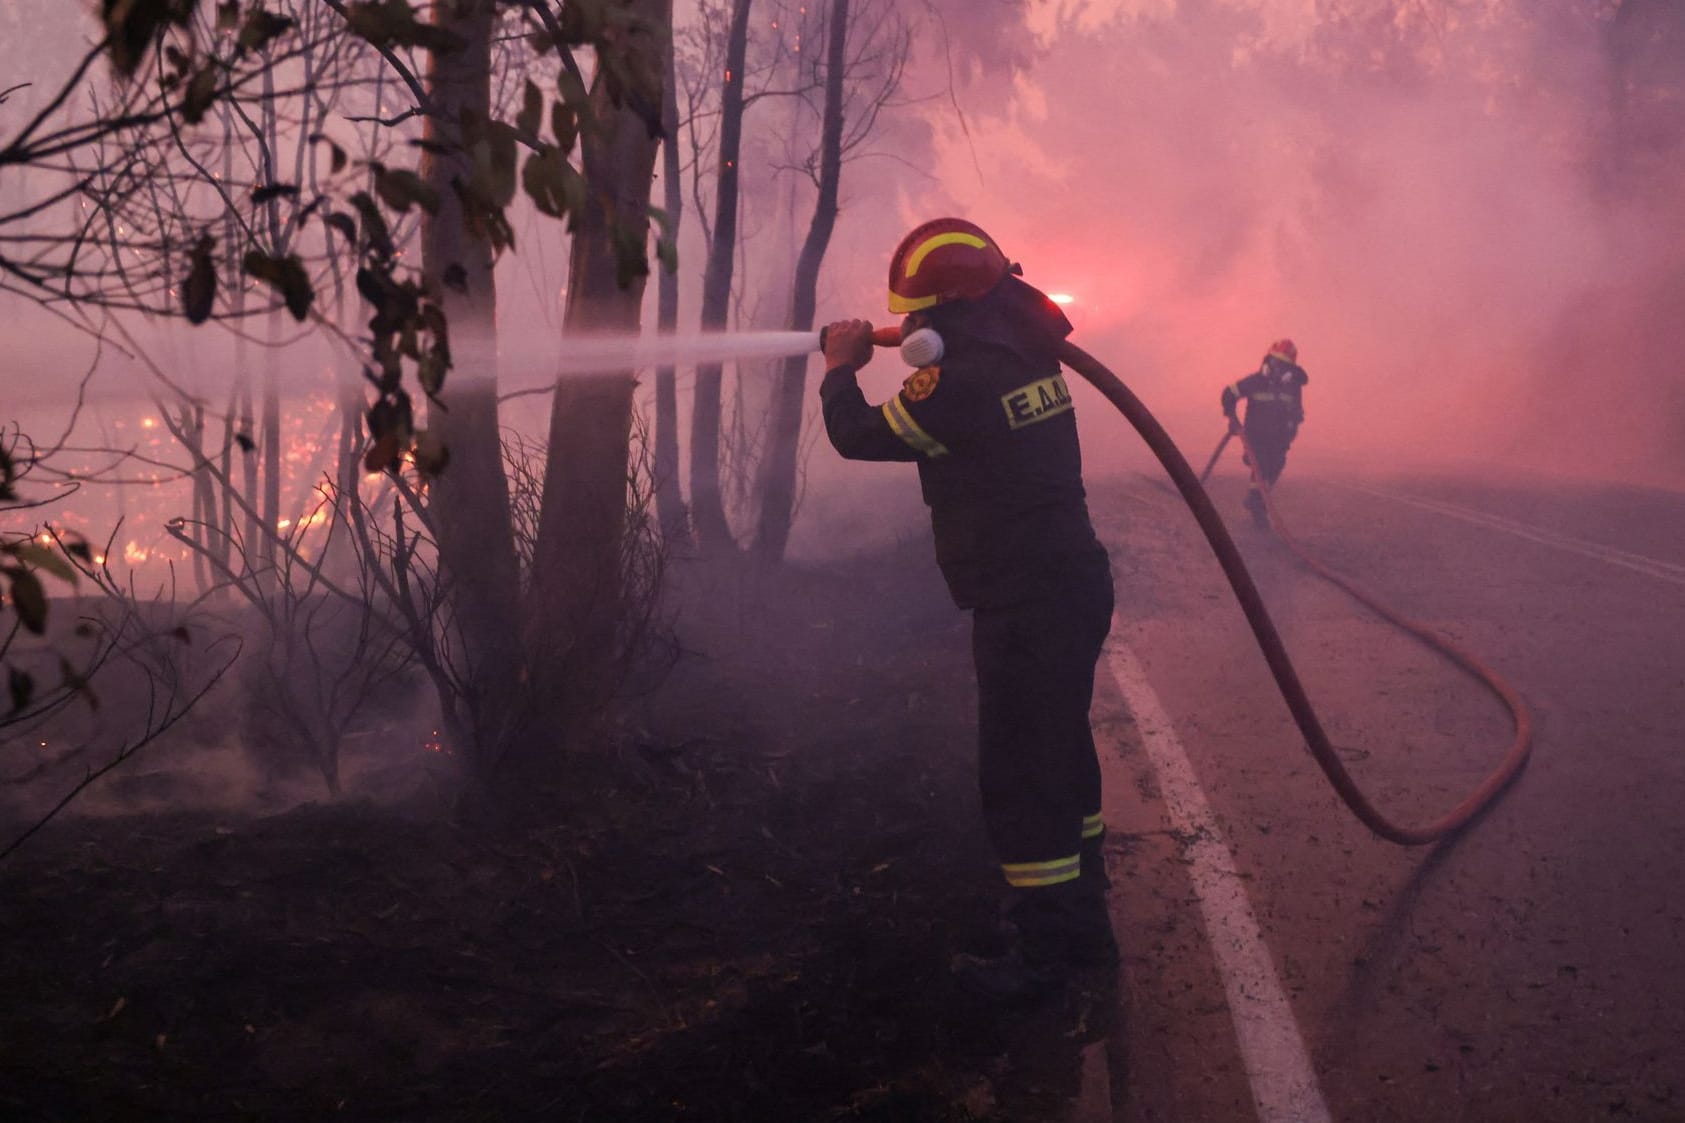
[
  {"left": 236, "top": 7, "right": 294, "bottom": 53},
  {"left": 183, "top": 232, "right": 217, "bottom": 324},
  {"left": 551, "top": 99, "right": 578, "bottom": 153},
  {"left": 180, "top": 62, "right": 219, "bottom": 125},
  {"left": 6, "top": 567, "right": 48, "bottom": 634},
  {"left": 323, "top": 211, "right": 357, "bottom": 248},
  {"left": 104, "top": 0, "right": 198, "bottom": 80},
  {"left": 418, "top": 301, "right": 451, "bottom": 365},
  {"left": 372, "top": 164, "right": 440, "bottom": 215},
  {"left": 410, "top": 429, "right": 449, "bottom": 479},
  {"left": 362, "top": 391, "right": 415, "bottom": 474},
  {"left": 362, "top": 434, "right": 402, "bottom": 474},
  {"left": 649, "top": 206, "right": 677, "bottom": 272},
  {"left": 242, "top": 251, "right": 314, "bottom": 321},
  {"left": 309, "top": 132, "right": 348, "bottom": 175},
  {"left": 343, "top": 0, "right": 465, "bottom": 54},
  {"left": 451, "top": 180, "right": 516, "bottom": 256},
  {"left": 13, "top": 542, "right": 78, "bottom": 584},
  {"left": 522, "top": 147, "right": 584, "bottom": 221},
  {"left": 8, "top": 666, "right": 33, "bottom": 714},
  {"left": 516, "top": 80, "right": 543, "bottom": 141},
  {"left": 558, "top": 66, "right": 590, "bottom": 119},
  {"left": 348, "top": 191, "right": 394, "bottom": 259},
  {"left": 416, "top": 353, "right": 447, "bottom": 399},
  {"left": 250, "top": 183, "right": 299, "bottom": 205}
]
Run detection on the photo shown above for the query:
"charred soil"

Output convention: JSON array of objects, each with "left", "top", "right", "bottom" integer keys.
[{"left": 0, "top": 534, "right": 1118, "bottom": 1122}]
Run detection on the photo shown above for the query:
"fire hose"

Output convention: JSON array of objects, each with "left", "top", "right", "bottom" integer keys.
[
  {"left": 1056, "top": 341, "right": 1532, "bottom": 846},
  {"left": 821, "top": 325, "right": 1533, "bottom": 844}
]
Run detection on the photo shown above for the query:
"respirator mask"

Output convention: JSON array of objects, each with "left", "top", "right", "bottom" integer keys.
[{"left": 899, "top": 327, "right": 945, "bottom": 368}]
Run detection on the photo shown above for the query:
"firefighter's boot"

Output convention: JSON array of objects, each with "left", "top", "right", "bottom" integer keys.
[
  {"left": 1244, "top": 487, "right": 1268, "bottom": 526},
  {"left": 952, "top": 879, "right": 1112, "bottom": 1003},
  {"left": 1080, "top": 830, "right": 1111, "bottom": 890},
  {"left": 1070, "top": 836, "right": 1119, "bottom": 968}
]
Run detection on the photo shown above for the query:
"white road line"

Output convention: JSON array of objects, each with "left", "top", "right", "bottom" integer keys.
[
  {"left": 1336, "top": 482, "right": 1685, "bottom": 588},
  {"left": 1101, "top": 629, "right": 1332, "bottom": 1123}
]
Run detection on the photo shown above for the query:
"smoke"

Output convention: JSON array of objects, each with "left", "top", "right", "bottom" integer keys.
[
  {"left": 898, "top": 0, "right": 1685, "bottom": 490},
  {"left": 916, "top": 0, "right": 1045, "bottom": 107}
]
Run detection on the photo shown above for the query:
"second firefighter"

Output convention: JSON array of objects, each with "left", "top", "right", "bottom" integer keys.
[{"left": 1221, "top": 339, "right": 1309, "bottom": 524}]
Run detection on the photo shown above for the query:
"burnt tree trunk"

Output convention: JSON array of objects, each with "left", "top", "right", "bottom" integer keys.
[
  {"left": 524, "top": 0, "right": 670, "bottom": 769},
  {"left": 687, "top": 0, "right": 753, "bottom": 555},
  {"left": 418, "top": 0, "right": 524, "bottom": 775},
  {"left": 260, "top": 310, "right": 282, "bottom": 574},
  {"left": 753, "top": 0, "right": 850, "bottom": 566},
  {"left": 653, "top": 11, "right": 689, "bottom": 546}
]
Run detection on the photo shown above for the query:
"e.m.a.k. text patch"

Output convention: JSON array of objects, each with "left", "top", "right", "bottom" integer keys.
[{"left": 1000, "top": 374, "right": 1074, "bottom": 430}]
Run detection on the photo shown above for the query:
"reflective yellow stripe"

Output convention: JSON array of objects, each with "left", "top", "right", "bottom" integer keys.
[
  {"left": 904, "top": 231, "right": 988, "bottom": 278},
  {"left": 1002, "top": 854, "right": 1081, "bottom": 887},
  {"left": 881, "top": 396, "right": 949, "bottom": 458},
  {"left": 888, "top": 289, "right": 941, "bottom": 314},
  {"left": 1081, "top": 814, "right": 1105, "bottom": 840}
]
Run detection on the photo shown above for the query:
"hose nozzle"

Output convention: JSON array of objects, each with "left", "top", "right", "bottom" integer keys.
[{"left": 816, "top": 324, "right": 903, "bottom": 353}]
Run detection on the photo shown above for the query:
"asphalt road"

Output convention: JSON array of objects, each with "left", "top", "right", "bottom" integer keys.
[{"left": 1084, "top": 467, "right": 1685, "bottom": 1123}]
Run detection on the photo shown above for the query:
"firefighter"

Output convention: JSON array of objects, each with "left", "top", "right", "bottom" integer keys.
[
  {"left": 1221, "top": 339, "right": 1308, "bottom": 525},
  {"left": 819, "top": 218, "right": 1116, "bottom": 1002}
]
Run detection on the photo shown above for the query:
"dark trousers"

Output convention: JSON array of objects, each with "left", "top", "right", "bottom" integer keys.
[
  {"left": 971, "top": 554, "right": 1114, "bottom": 885},
  {"left": 1245, "top": 428, "right": 1292, "bottom": 487}
]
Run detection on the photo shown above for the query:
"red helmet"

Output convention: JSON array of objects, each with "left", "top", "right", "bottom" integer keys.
[
  {"left": 887, "top": 218, "right": 1011, "bottom": 314},
  {"left": 1266, "top": 338, "right": 1298, "bottom": 363}
]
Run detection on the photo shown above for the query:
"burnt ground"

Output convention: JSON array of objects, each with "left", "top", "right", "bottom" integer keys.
[{"left": 0, "top": 533, "right": 1123, "bottom": 1122}]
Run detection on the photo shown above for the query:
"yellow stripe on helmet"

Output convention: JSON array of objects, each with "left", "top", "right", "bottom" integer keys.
[
  {"left": 887, "top": 289, "right": 941, "bottom": 315},
  {"left": 903, "top": 231, "right": 990, "bottom": 278}
]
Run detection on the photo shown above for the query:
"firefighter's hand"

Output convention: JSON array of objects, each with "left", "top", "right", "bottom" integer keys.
[
  {"left": 822, "top": 319, "right": 874, "bottom": 371},
  {"left": 1227, "top": 415, "right": 1243, "bottom": 436}
]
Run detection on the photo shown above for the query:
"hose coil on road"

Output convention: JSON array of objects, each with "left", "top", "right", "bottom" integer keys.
[{"left": 1057, "top": 341, "right": 1533, "bottom": 846}]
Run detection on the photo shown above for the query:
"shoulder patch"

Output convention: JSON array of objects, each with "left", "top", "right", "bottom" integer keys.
[
  {"left": 902, "top": 365, "right": 941, "bottom": 402},
  {"left": 1000, "top": 374, "right": 1074, "bottom": 430}
]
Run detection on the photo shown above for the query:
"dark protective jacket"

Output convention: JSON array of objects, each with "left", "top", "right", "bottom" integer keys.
[
  {"left": 819, "top": 278, "right": 1107, "bottom": 610},
  {"left": 1221, "top": 357, "right": 1308, "bottom": 439}
]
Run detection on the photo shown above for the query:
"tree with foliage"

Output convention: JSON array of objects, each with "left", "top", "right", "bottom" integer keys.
[{"left": 3, "top": 1, "right": 680, "bottom": 819}]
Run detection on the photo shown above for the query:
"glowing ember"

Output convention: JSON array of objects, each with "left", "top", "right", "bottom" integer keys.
[{"left": 1048, "top": 293, "right": 1076, "bottom": 305}]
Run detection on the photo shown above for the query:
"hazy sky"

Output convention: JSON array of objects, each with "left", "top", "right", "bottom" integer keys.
[
  {"left": 887, "top": 1, "right": 1685, "bottom": 490},
  {"left": 6, "top": 0, "right": 1685, "bottom": 573}
]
